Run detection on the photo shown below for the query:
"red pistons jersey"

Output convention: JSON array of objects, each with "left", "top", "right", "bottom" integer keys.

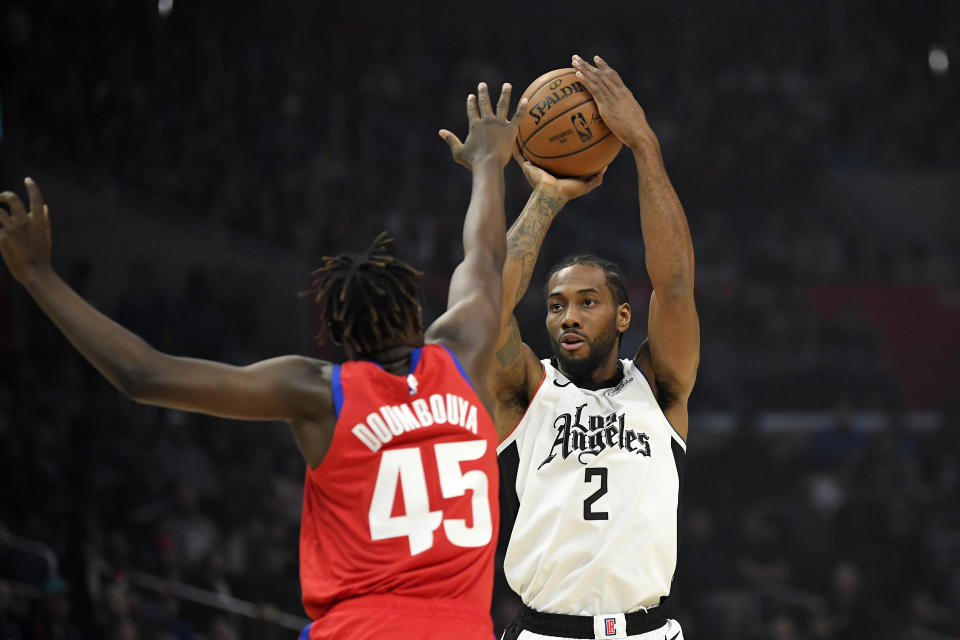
[{"left": 300, "top": 344, "right": 500, "bottom": 624}]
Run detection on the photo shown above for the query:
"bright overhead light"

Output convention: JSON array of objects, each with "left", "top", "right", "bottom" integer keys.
[{"left": 928, "top": 46, "right": 949, "bottom": 76}]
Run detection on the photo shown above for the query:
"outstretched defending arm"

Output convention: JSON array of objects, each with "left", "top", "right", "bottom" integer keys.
[
  {"left": 0, "top": 181, "right": 330, "bottom": 426},
  {"left": 486, "top": 152, "right": 604, "bottom": 439},
  {"left": 573, "top": 54, "right": 700, "bottom": 438},
  {"left": 425, "top": 82, "right": 525, "bottom": 411}
]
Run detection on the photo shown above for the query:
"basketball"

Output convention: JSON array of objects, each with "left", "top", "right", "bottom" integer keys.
[{"left": 516, "top": 68, "right": 623, "bottom": 177}]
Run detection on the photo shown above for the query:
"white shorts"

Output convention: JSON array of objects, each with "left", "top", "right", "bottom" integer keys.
[{"left": 503, "top": 616, "right": 683, "bottom": 640}]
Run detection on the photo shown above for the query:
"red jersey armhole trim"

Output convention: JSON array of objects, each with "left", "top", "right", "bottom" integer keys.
[{"left": 499, "top": 361, "right": 548, "bottom": 445}]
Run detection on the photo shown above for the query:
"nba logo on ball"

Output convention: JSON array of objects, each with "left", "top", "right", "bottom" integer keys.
[
  {"left": 605, "top": 618, "right": 617, "bottom": 636},
  {"left": 572, "top": 113, "right": 593, "bottom": 142}
]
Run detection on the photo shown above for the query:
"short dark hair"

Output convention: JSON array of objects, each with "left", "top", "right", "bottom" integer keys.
[
  {"left": 544, "top": 254, "right": 629, "bottom": 306},
  {"left": 305, "top": 232, "right": 423, "bottom": 354}
]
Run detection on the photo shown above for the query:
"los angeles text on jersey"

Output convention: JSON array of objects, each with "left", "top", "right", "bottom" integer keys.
[
  {"left": 352, "top": 393, "right": 480, "bottom": 452},
  {"left": 538, "top": 402, "right": 651, "bottom": 469}
]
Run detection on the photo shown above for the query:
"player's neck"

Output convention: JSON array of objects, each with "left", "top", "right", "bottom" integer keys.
[
  {"left": 367, "top": 344, "right": 417, "bottom": 376},
  {"left": 558, "top": 351, "right": 623, "bottom": 390}
]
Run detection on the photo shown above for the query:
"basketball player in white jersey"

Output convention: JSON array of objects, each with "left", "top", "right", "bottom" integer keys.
[{"left": 489, "top": 55, "right": 699, "bottom": 640}]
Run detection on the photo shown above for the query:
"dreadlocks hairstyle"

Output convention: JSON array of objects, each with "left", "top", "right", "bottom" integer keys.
[
  {"left": 305, "top": 232, "right": 424, "bottom": 356},
  {"left": 544, "top": 254, "right": 629, "bottom": 306}
]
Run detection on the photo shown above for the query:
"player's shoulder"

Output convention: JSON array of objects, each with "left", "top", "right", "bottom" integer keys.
[
  {"left": 421, "top": 342, "right": 454, "bottom": 360},
  {"left": 272, "top": 355, "right": 335, "bottom": 385},
  {"left": 244, "top": 356, "right": 335, "bottom": 427},
  {"left": 419, "top": 342, "right": 469, "bottom": 376},
  {"left": 292, "top": 355, "right": 334, "bottom": 372}
]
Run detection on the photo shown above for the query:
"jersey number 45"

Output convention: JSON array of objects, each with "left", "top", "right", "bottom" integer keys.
[{"left": 368, "top": 441, "right": 492, "bottom": 556}]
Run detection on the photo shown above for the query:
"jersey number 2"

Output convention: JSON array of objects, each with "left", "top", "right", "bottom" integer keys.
[
  {"left": 368, "top": 441, "right": 492, "bottom": 555},
  {"left": 583, "top": 467, "right": 609, "bottom": 520}
]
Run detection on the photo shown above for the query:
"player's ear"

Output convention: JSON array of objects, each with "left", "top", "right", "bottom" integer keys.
[{"left": 616, "top": 302, "right": 631, "bottom": 333}]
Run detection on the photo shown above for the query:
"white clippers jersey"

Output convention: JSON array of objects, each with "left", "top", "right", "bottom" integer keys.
[{"left": 497, "top": 358, "right": 686, "bottom": 616}]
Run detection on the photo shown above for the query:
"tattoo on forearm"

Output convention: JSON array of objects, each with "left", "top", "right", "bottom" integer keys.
[
  {"left": 495, "top": 317, "right": 523, "bottom": 369},
  {"left": 506, "top": 191, "right": 564, "bottom": 305}
]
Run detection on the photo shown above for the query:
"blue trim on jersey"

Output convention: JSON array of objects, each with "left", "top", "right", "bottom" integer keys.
[
  {"left": 298, "top": 623, "right": 311, "bottom": 640},
  {"left": 438, "top": 345, "right": 475, "bottom": 391},
  {"left": 331, "top": 365, "right": 344, "bottom": 416},
  {"left": 408, "top": 347, "right": 422, "bottom": 375}
]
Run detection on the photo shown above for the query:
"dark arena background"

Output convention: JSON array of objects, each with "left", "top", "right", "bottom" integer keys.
[{"left": 1, "top": 1, "right": 959, "bottom": 638}]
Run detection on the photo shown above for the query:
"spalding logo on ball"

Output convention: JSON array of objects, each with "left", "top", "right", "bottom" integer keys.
[{"left": 517, "top": 68, "right": 622, "bottom": 177}]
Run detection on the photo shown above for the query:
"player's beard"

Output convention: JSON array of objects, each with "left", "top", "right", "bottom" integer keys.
[{"left": 550, "top": 320, "right": 621, "bottom": 383}]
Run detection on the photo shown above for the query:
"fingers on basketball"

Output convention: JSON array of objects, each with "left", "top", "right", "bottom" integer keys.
[
  {"left": 512, "top": 139, "right": 527, "bottom": 163},
  {"left": 510, "top": 98, "right": 528, "bottom": 127},
  {"left": 595, "top": 56, "right": 625, "bottom": 90},
  {"left": 572, "top": 62, "right": 601, "bottom": 94}
]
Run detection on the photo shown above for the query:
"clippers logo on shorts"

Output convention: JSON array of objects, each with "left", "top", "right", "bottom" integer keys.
[
  {"left": 592, "top": 613, "right": 626, "bottom": 639},
  {"left": 537, "top": 402, "right": 651, "bottom": 469}
]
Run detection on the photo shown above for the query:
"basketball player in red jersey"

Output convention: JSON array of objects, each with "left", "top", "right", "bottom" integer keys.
[{"left": 0, "top": 82, "right": 526, "bottom": 640}]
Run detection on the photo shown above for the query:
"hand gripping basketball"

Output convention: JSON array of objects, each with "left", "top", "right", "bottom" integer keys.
[
  {"left": 513, "top": 142, "right": 606, "bottom": 204},
  {"left": 439, "top": 82, "right": 528, "bottom": 170},
  {"left": 571, "top": 54, "right": 656, "bottom": 152}
]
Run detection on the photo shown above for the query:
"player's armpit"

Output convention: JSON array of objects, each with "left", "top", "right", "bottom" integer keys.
[{"left": 127, "top": 353, "right": 333, "bottom": 423}]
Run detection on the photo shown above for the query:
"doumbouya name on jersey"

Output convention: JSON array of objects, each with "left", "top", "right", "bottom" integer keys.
[{"left": 352, "top": 391, "right": 479, "bottom": 452}]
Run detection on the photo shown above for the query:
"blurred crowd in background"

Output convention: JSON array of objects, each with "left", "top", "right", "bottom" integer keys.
[
  {"left": 1, "top": 0, "right": 958, "bottom": 638},
  {"left": 2, "top": 350, "right": 959, "bottom": 638}
]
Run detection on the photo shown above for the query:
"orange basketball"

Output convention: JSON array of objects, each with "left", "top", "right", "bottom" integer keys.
[{"left": 516, "top": 68, "right": 622, "bottom": 177}]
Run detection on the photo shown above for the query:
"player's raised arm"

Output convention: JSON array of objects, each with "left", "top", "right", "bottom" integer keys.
[
  {"left": 0, "top": 180, "right": 331, "bottom": 426},
  {"left": 573, "top": 54, "right": 700, "bottom": 437},
  {"left": 425, "top": 82, "right": 525, "bottom": 410},
  {"left": 486, "top": 151, "right": 604, "bottom": 438}
]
